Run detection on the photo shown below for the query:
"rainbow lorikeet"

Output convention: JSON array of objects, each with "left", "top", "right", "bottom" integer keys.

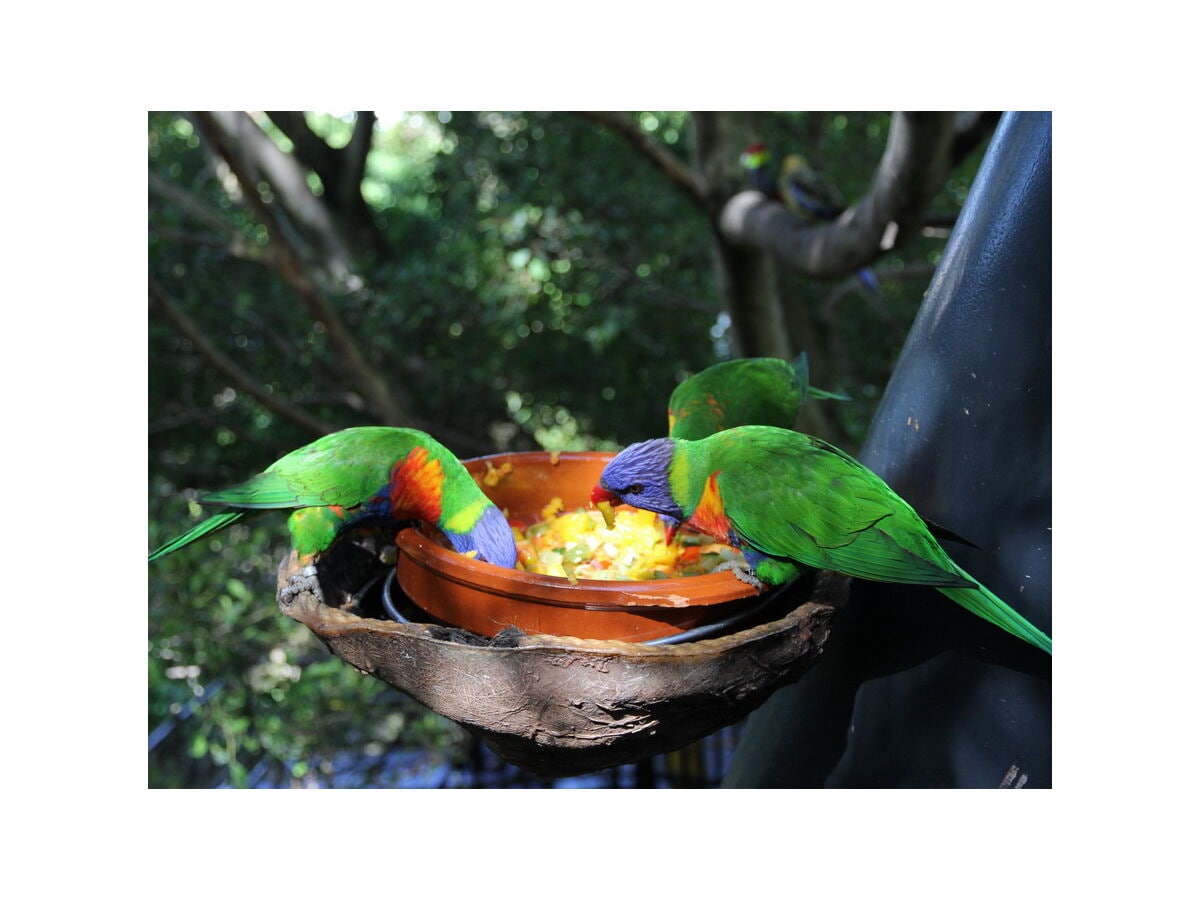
[
  {"left": 779, "top": 153, "right": 845, "bottom": 222},
  {"left": 739, "top": 143, "right": 881, "bottom": 295},
  {"left": 668, "top": 354, "right": 848, "bottom": 441},
  {"left": 739, "top": 142, "right": 782, "bottom": 196},
  {"left": 591, "top": 425, "right": 1051, "bottom": 655},
  {"left": 149, "top": 426, "right": 517, "bottom": 569},
  {"left": 740, "top": 144, "right": 844, "bottom": 220}
]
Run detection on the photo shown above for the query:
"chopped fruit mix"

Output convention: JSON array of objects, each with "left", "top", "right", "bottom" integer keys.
[
  {"left": 481, "top": 460, "right": 514, "bottom": 487},
  {"left": 512, "top": 502, "right": 744, "bottom": 583}
]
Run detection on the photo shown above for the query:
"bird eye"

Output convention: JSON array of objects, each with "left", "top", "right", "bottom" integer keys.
[{"left": 627, "top": 483, "right": 644, "bottom": 495}]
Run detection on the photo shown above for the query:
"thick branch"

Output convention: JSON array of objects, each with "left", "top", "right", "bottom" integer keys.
[
  {"left": 691, "top": 111, "right": 793, "bottom": 359},
  {"left": 576, "top": 111, "right": 706, "bottom": 210},
  {"left": 340, "top": 112, "right": 376, "bottom": 216},
  {"left": 194, "top": 111, "right": 356, "bottom": 279},
  {"left": 190, "top": 111, "right": 409, "bottom": 427},
  {"left": 264, "top": 111, "right": 377, "bottom": 226},
  {"left": 264, "top": 111, "right": 343, "bottom": 194},
  {"left": 719, "top": 112, "right": 959, "bottom": 277}
]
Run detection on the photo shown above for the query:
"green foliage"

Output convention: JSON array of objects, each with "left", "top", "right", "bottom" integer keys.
[
  {"left": 360, "top": 111, "right": 718, "bottom": 449},
  {"left": 148, "top": 111, "right": 988, "bottom": 786},
  {"left": 147, "top": 490, "right": 471, "bottom": 787}
]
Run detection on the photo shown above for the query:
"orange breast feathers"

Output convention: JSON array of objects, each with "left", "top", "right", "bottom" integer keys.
[
  {"left": 686, "top": 471, "right": 733, "bottom": 542},
  {"left": 388, "top": 447, "right": 445, "bottom": 524}
]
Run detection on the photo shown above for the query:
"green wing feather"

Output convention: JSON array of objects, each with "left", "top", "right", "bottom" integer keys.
[
  {"left": 709, "top": 429, "right": 965, "bottom": 585},
  {"left": 698, "top": 426, "right": 1051, "bottom": 654},
  {"left": 202, "top": 427, "right": 428, "bottom": 509},
  {"left": 151, "top": 427, "right": 452, "bottom": 561}
]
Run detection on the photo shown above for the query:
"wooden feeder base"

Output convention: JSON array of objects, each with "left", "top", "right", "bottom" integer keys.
[{"left": 275, "top": 534, "right": 840, "bottom": 778}]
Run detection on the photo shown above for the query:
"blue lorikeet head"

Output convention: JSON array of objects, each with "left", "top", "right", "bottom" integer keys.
[
  {"left": 592, "top": 438, "right": 684, "bottom": 523},
  {"left": 445, "top": 503, "right": 518, "bottom": 568}
]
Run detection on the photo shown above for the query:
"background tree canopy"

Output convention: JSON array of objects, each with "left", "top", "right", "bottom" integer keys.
[{"left": 148, "top": 111, "right": 995, "bottom": 787}]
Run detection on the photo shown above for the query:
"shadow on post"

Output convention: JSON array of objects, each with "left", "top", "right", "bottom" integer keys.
[{"left": 723, "top": 111, "right": 1053, "bottom": 789}]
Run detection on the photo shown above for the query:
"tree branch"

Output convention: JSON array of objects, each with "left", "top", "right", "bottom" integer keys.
[
  {"left": 341, "top": 112, "right": 376, "bottom": 216},
  {"left": 263, "top": 111, "right": 343, "bottom": 195},
  {"left": 719, "top": 112, "right": 959, "bottom": 277},
  {"left": 691, "top": 111, "right": 793, "bottom": 359},
  {"left": 193, "top": 111, "right": 356, "bottom": 280},
  {"left": 152, "top": 273, "right": 500, "bottom": 455},
  {"left": 189, "top": 111, "right": 410, "bottom": 428},
  {"left": 149, "top": 278, "right": 335, "bottom": 437},
  {"left": 576, "top": 111, "right": 707, "bottom": 210},
  {"left": 263, "top": 111, "right": 377, "bottom": 225},
  {"left": 149, "top": 226, "right": 268, "bottom": 263},
  {"left": 149, "top": 168, "right": 239, "bottom": 238}
]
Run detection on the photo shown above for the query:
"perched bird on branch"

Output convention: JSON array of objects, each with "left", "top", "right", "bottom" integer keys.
[
  {"left": 779, "top": 152, "right": 845, "bottom": 222},
  {"left": 741, "top": 144, "right": 843, "bottom": 219},
  {"left": 740, "top": 143, "right": 880, "bottom": 295}
]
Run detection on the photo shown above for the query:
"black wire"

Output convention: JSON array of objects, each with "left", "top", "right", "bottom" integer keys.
[{"left": 382, "top": 572, "right": 782, "bottom": 646}]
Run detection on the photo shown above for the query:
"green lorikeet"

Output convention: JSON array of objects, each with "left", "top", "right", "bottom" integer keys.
[
  {"left": 149, "top": 426, "right": 518, "bottom": 569},
  {"left": 668, "top": 355, "right": 848, "bottom": 441},
  {"left": 591, "top": 425, "right": 1051, "bottom": 655}
]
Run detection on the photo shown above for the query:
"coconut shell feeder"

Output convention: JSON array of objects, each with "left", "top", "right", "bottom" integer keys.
[{"left": 275, "top": 451, "right": 841, "bottom": 778}]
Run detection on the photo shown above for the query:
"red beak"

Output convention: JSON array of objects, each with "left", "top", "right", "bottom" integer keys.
[
  {"left": 662, "top": 518, "right": 679, "bottom": 545},
  {"left": 590, "top": 485, "right": 619, "bottom": 507}
]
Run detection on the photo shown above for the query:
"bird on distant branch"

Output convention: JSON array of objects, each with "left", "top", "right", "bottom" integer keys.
[{"left": 739, "top": 143, "right": 881, "bottom": 296}]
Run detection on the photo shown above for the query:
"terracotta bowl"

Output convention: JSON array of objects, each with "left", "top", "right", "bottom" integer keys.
[{"left": 393, "top": 451, "right": 765, "bottom": 643}]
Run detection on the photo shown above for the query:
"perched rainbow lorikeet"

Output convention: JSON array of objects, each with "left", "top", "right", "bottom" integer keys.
[
  {"left": 739, "top": 143, "right": 781, "bottom": 196},
  {"left": 741, "top": 144, "right": 844, "bottom": 220},
  {"left": 779, "top": 153, "right": 845, "bottom": 222},
  {"left": 591, "top": 425, "right": 1051, "bottom": 655},
  {"left": 149, "top": 426, "right": 517, "bottom": 569},
  {"left": 668, "top": 354, "right": 848, "bottom": 441},
  {"left": 739, "top": 143, "right": 881, "bottom": 295}
]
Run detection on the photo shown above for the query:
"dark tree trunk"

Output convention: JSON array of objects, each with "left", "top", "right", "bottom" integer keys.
[{"left": 692, "top": 111, "right": 792, "bottom": 360}]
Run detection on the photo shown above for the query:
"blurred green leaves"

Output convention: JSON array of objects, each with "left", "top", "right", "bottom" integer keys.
[{"left": 147, "top": 489, "right": 469, "bottom": 788}]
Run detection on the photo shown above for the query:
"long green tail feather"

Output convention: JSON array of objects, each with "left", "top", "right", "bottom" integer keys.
[
  {"left": 939, "top": 563, "right": 1051, "bottom": 654},
  {"left": 806, "top": 386, "right": 852, "bottom": 402},
  {"left": 792, "top": 352, "right": 850, "bottom": 403},
  {"left": 148, "top": 510, "right": 246, "bottom": 562}
]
